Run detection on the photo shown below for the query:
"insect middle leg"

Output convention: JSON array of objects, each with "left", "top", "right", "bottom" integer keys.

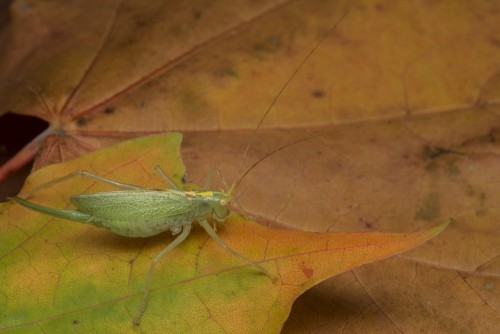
[
  {"left": 133, "top": 224, "right": 192, "bottom": 326},
  {"left": 22, "top": 170, "right": 143, "bottom": 199}
]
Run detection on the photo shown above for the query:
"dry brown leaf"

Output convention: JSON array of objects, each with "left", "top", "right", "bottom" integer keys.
[{"left": 0, "top": 0, "right": 499, "bottom": 333}]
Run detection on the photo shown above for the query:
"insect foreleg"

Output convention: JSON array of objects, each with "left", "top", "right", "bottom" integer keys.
[
  {"left": 133, "top": 224, "right": 192, "bottom": 326},
  {"left": 202, "top": 165, "right": 228, "bottom": 190},
  {"left": 214, "top": 166, "right": 229, "bottom": 189},
  {"left": 198, "top": 219, "right": 274, "bottom": 279},
  {"left": 22, "top": 170, "right": 143, "bottom": 199},
  {"left": 154, "top": 165, "right": 179, "bottom": 189}
]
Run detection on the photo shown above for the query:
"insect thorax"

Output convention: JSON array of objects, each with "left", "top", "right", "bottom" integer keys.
[{"left": 186, "top": 190, "right": 232, "bottom": 222}]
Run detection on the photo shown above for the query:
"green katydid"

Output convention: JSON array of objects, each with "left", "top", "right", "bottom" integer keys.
[
  {"left": 9, "top": 12, "right": 348, "bottom": 326},
  {"left": 10, "top": 166, "right": 266, "bottom": 326}
]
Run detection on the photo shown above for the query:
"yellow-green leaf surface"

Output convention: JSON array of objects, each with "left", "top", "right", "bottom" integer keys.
[{"left": 0, "top": 134, "right": 447, "bottom": 333}]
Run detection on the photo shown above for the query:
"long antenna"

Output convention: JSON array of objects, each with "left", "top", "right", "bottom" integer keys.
[
  {"left": 232, "top": 131, "right": 330, "bottom": 194},
  {"left": 230, "top": 9, "right": 349, "bottom": 195}
]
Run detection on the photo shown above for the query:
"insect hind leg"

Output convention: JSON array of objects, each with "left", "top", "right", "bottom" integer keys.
[
  {"left": 22, "top": 170, "right": 143, "bottom": 199},
  {"left": 133, "top": 224, "right": 192, "bottom": 326}
]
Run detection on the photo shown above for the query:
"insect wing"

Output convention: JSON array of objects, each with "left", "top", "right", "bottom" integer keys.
[{"left": 70, "top": 190, "right": 192, "bottom": 222}]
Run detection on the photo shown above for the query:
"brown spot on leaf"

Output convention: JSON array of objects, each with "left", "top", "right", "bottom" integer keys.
[
  {"left": 422, "top": 145, "right": 452, "bottom": 160},
  {"left": 299, "top": 261, "right": 314, "bottom": 279},
  {"left": 415, "top": 191, "right": 441, "bottom": 221},
  {"left": 103, "top": 106, "right": 115, "bottom": 114},
  {"left": 76, "top": 117, "right": 88, "bottom": 127},
  {"left": 311, "top": 90, "right": 325, "bottom": 98},
  {"left": 490, "top": 37, "right": 500, "bottom": 49},
  {"left": 192, "top": 9, "right": 202, "bottom": 20}
]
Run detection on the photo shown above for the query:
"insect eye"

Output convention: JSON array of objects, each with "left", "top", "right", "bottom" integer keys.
[{"left": 220, "top": 199, "right": 228, "bottom": 206}]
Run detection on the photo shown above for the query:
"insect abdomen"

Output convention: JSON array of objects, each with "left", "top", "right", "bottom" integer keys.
[{"left": 93, "top": 213, "right": 193, "bottom": 237}]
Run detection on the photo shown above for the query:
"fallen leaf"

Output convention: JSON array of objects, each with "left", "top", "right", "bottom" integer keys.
[
  {"left": 0, "top": 134, "right": 446, "bottom": 333},
  {"left": 3, "top": 0, "right": 497, "bottom": 178},
  {"left": 1, "top": 1, "right": 499, "bottom": 333},
  {"left": 2, "top": 0, "right": 340, "bottom": 177}
]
